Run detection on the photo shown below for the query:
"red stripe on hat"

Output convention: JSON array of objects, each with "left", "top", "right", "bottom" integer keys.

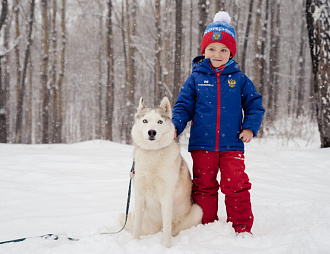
[{"left": 201, "top": 31, "right": 236, "bottom": 57}]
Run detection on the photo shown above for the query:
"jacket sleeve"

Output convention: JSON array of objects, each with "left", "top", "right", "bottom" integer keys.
[
  {"left": 172, "top": 74, "right": 196, "bottom": 136},
  {"left": 241, "top": 76, "right": 265, "bottom": 137}
]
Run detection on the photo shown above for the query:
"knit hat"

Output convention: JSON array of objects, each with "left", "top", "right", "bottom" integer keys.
[{"left": 200, "top": 11, "right": 237, "bottom": 57}]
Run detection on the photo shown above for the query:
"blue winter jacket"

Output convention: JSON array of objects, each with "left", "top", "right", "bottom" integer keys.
[{"left": 172, "top": 56, "right": 265, "bottom": 153}]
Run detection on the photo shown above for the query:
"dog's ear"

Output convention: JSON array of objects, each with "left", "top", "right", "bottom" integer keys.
[
  {"left": 138, "top": 97, "right": 146, "bottom": 112},
  {"left": 160, "top": 97, "right": 172, "bottom": 119}
]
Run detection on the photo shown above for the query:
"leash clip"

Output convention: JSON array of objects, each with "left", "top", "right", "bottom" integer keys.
[{"left": 129, "top": 160, "right": 135, "bottom": 179}]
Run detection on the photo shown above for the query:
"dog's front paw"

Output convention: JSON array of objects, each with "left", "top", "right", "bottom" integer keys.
[{"left": 162, "top": 237, "right": 171, "bottom": 248}]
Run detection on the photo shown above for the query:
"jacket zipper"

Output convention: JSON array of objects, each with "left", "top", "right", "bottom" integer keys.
[
  {"left": 215, "top": 72, "right": 221, "bottom": 151},
  {"left": 210, "top": 63, "right": 225, "bottom": 152}
]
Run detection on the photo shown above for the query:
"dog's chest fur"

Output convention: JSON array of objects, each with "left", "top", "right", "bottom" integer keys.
[{"left": 133, "top": 142, "right": 181, "bottom": 196}]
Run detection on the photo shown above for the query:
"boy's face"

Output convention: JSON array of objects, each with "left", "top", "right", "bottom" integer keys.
[{"left": 203, "top": 43, "right": 231, "bottom": 68}]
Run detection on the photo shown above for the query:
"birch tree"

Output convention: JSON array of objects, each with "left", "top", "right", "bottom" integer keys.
[
  {"left": 0, "top": 0, "right": 8, "bottom": 143},
  {"left": 268, "top": 0, "right": 281, "bottom": 122},
  {"left": 0, "top": 0, "right": 7, "bottom": 31},
  {"left": 253, "top": 0, "right": 262, "bottom": 92},
  {"left": 50, "top": 0, "right": 58, "bottom": 143},
  {"left": 15, "top": 0, "right": 35, "bottom": 143},
  {"left": 125, "top": 0, "right": 137, "bottom": 143},
  {"left": 0, "top": 0, "right": 321, "bottom": 144},
  {"left": 163, "top": 0, "right": 174, "bottom": 103},
  {"left": 14, "top": 0, "right": 21, "bottom": 108},
  {"left": 241, "top": 0, "right": 254, "bottom": 73},
  {"left": 56, "top": 0, "right": 66, "bottom": 143},
  {"left": 214, "top": 0, "right": 226, "bottom": 13},
  {"left": 172, "top": 0, "right": 182, "bottom": 105},
  {"left": 197, "top": 0, "right": 208, "bottom": 55},
  {"left": 154, "top": 0, "right": 162, "bottom": 105},
  {"left": 259, "top": 0, "right": 268, "bottom": 100},
  {"left": 41, "top": 0, "right": 50, "bottom": 143},
  {"left": 105, "top": 0, "right": 114, "bottom": 141},
  {"left": 306, "top": 0, "right": 330, "bottom": 148},
  {"left": 96, "top": 0, "right": 104, "bottom": 139},
  {"left": 1, "top": 1, "right": 10, "bottom": 143},
  {"left": 297, "top": 1, "right": 308, "bottom": 118}
]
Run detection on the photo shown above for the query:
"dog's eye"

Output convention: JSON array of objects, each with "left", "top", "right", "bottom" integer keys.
[
  {"left": 143, "top": 119, "right": 148, "bottom": 123},
  {"left": 158, "top": 120, "right": 163, "bottom": 124}
]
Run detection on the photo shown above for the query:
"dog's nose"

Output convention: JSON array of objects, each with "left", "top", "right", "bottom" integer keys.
[{"left": 148, "top": 130, "right": 157, "bottom": 137}]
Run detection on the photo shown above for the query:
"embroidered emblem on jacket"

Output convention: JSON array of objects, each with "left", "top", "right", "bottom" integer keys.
[{"left": 228, "top": 79, "right": 236, "bottom": 87}]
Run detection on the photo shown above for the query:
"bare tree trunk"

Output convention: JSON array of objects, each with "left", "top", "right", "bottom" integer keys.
[
  {"left": 253, "top": 0, "right": 262, "bottom": 92},
  {"left": 0, "top": 0, "right": 8, "bottom": 143},
  {"left": 197, "top": 0, "right": 207, "bottom": 55},
  {"left": 241, "top": 0, "right": 254, "bottom": 73},
  {"left": 189, "top": 0, "right": 193, "bottom": 73},
  {"left": 297, "top": 1, "right": 307, "bottom": 118},
  {"left": 231, "top": 1, "right": 240, "bottom": 63},
  {"left": 97, "top": 1, "right": 104, "bottom": 139},
  {"left": 126, "top": 0, "right": 132, "bottom": 102},
  {"left": 125, "top": 0, "right": 132, "bottom": 143},
  {"left": 0, "top": 59, "right": 6, "bottom": 143},
  {"left": 15, "top": 0, "right": 35, "bottom": 143},
  {"left": 0, "top": 0, "right": 8, "bottom": 31},
  {"left": 125, "top": 0, "right": 137, "bottom": 143},
  {"left": 269, "top": 0, "right": 280, "bottom": 122},
  {"left": 26, "top": 48, "right": 32, "bottom": 144},
  {"left": 41, "top": 0, "right": 50, "bottom": 144},
  {"left": 105, "top": 0, "right": 114, "bottom": 141},
  {"left": 120, "top": 0, "right": 127, "bottom": 142},
  {"left": 154, "top": 0, "right": 162, "bottom": 105},
  {"left": 50, "top": 0, "right": 57, "bottom": 143},
  {"left": 163, "top": 0, "right": 173, "bottom": 102},
  {"left": 172, "top": 0, "right": 182, "bottom": 106},
  {"left": 306, "top": 0, "right": 330, "bottom": 148},
  {"left": 214, "top": 0, "right": 226, "bottom": 14},
  {"left": 55, "top": 0, "right": 65, "bottom": 144},
  {"left": 2, "top": 3, "right": 10, "bottom": 143},
  {"left": 259, "top": 0, "right": 268, "bottom": 98},
  {"left": 258, "top": 0, "right": 269, "bottom": 137},
  {"left": 14, "top": 0, "right": 21, "bottom": 112}
]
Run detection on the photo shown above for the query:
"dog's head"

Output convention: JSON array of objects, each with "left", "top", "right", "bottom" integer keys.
[{"left": 131, "top": 97, "right": 175, "bottom": 150}]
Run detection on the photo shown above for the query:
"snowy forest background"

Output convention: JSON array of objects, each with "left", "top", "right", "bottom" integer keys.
[{"left": 0, "top": 0, "right": 329, "bottom": 146}]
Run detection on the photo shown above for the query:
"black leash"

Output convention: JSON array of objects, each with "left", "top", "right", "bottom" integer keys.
[
  {"left": 0, "top": 161, "right": 135, "bottom": 245},
  {"left": 102, "top": 160, "right": 135, "bottom": 235},
  {"left": 0, "top": 234, "right": 79, "bottom": 245}
]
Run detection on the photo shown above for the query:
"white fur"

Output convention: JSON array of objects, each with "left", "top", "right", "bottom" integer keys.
[
  {"left": 120, "top": 97, "right": 203, "bottom": 248},
  {"left": 213, "top": 11, "right": 231, "bottom": 24}
]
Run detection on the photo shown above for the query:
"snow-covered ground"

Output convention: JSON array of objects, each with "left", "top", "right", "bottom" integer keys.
[{"left": 1, "top": 137, "right": 330, "bottom": 254}]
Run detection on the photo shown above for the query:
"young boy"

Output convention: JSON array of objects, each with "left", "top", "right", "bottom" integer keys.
[{"left": 172, "top": 11, "right": 265, "bottom": 235}]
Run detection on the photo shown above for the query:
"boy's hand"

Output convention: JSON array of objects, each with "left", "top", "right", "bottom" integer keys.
[{"left": 239, "top": 129, "right": 253, "bottom": 143}]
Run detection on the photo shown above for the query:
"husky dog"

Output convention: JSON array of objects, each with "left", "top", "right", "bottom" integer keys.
[{"left": 121, "top": 97, "right": 203, "bottom": 248}]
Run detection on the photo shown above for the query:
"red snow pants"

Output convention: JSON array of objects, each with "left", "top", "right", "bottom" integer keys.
[{"left": 191, "top": 150, "right": 253, "bottom": 233}]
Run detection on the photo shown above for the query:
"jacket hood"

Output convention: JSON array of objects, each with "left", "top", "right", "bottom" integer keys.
[{"left": 191, "top": 56, "right": 241, "bottom": 75}]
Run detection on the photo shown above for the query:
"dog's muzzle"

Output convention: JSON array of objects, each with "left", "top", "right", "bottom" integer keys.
[{"left": 148, "top": 130, "right": 156, "bottom": 141}]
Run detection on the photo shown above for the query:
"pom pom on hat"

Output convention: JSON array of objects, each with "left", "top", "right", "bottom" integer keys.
[
  {"left": 213, "top": 11, "right": 231, "bottom": 24},
  {"left": 200, "top": 11, "right": 237, "bottom": 57}
]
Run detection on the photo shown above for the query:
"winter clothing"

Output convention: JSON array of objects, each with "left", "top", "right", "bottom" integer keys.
[
  {"left": 172, "top": 53, "right": 264, "bottom": 233},
  {"left": 191, "top": 150, "right": 253, "bottom": 232},
  {"left": 172, "top": 56, "right": 265, "bottom": 153},
  {"left": 172, "top": 10, "right": 263, "bottom": 234},
  {"left": 200, "top": 11, "right": 237, "bottom": 57}
]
